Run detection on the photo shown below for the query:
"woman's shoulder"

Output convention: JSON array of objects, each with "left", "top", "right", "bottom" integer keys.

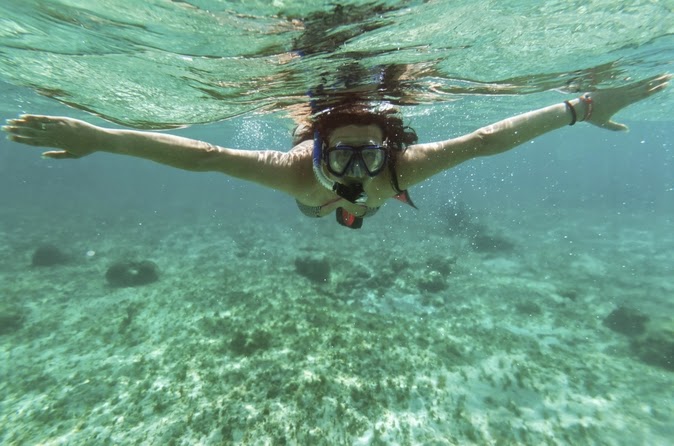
[
  {"left": 288, "top": 139, "right": 314, "bottom": 155},
  {"left": 284, "top": 140, "right": 318, "bottom": 191}
]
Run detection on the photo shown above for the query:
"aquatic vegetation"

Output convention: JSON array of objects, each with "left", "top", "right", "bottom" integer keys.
[
  {"left": 105, "top": 260, "right": 159, "bottom": 287},
  {"left": 631, "top": 325, "right": 674, "bottom": 372},
  {"left": 0, "top": 301, "right": 26, "bottom": 335},
  {"left": 603, "top": 306, "right": 649, "bottom": 336},
  {"left": 424, "top": 255, "right": 456, "bottom": 276},
  {"left": 417, "top": 270, "right": 448, "bottom": 293},
  {"left": 31, "top": 244, "right": 69, "bottom": 267},
  {"left": 229, "top": 329, "right": 273, "bottom": 356},
  {"left": 515, "top": 300, "right": 543, "bottom": 316},
  {"left": 558, "top": 288, "right": 580, "bottom": 301},
  {"left": 294, "top": 255, "right": 331, "bottom": 283},
  {"left": 118, "top": 303, "right": 142, "bottom": 334}
]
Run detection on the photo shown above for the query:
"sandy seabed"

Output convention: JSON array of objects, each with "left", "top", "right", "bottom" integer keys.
[{"left": 1, "top": 202, "right": 673, "bottom": 445}]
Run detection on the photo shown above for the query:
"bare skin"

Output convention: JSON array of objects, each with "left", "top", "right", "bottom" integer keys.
[{"left": 2, "top": 75, "right": 670, "bottom": 218}]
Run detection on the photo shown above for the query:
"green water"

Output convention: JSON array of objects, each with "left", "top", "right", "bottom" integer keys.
[
  {"left": 0, "top": 0, "right": 672, "bottom": 127},
  {"left": 1, "top": 2, "right": 673, "bottom": 445}
]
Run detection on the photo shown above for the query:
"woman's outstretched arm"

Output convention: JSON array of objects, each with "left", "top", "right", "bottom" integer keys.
[
  {"left": 2, "top": 115, "right": 310, "bottom": 196},
  {"left": 396, "top": 74, "right": 670, "bottom": 190}
]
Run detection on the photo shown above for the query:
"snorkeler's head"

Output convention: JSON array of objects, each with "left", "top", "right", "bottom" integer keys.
[
  {"left": 322, "top": 124, "right": 387, "bottom": 180},
  {"left": 295, "top": 102, "right": 418, "bottom": 152},
  {"left": 305, "top": 103, "right": 418, "bottom": 202}
]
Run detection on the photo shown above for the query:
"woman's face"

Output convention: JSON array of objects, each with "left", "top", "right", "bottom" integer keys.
[
  {"left": 327, "top": 124, "right": 384, "bottom": 147},
  {"left": 325, "top": 124, "right": 386, "bottom": 183}
]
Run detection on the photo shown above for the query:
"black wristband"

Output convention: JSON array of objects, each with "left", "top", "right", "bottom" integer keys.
[{"left": 564, "top": 100, "right": 576, "bottom": 126}]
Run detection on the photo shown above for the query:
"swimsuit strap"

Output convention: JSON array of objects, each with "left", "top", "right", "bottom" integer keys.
[
  {"left": 388, "top": 154, "right": 418, "bottom": 209},
  {"left": 296, "top": 200, "right": 323, "bottom": 218},
  {"left": 388, "top": 155, "right": 403, "bottom": 194}
]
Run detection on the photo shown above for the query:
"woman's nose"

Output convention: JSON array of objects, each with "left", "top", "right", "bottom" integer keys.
[{"left": 346, "top": 158, "right": 366, "bottom": 177}]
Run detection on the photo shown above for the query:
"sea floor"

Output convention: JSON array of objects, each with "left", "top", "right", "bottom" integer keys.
[{"left": 1, "top": 202, "right": 673, "bottom": 445}]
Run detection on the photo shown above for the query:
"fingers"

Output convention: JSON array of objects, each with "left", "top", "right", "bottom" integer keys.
[
  {"left": 4, "top": 118, "right": 51, "bottom": 136},
  {"left": 4, "top": 114, "right": 62, "bottom": 132},
  {"left": 4, "top": 124, "right": 82, "bottom": 158},
  {"left": 646, "top": 79, "right": 670, "bottom": 95},
  {"left": 15, "top": 114, "right": 59, "bottom": 123},
  {"left": 633, "top": 73, "right": 670, "bottom": 87},
  {"left": 2, "top": 123, "right": 48, "bottom": 146},
  {"left": 7, "top": 115, "right": 45, "bottom": 127},
  {"left": 3, "top": 133, "right": 52, "bottom": 146},
  {"left": 640, "top": 73, "right": 670, "bottom": 96},
  {"left": 3, "top": 115, "right": 61, "bottom": 146},
  {"left": 4, "top": 116, "right": 72, "bottom": 157},
  {"left": 650, "top": 73, "right": 672, "bottom": 83},
  {"left": 2, "top": 124, "right": 44, "bottom": 138},
  {"left": 616, "top": 74, "right": 670, "bottom": 102}
]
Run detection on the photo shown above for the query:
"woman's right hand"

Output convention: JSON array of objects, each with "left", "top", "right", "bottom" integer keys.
[
  {"left": 582, "top": 74, "right": 670, "bottom": 131},
  {"left": 2, "top": 114, "right": 103, "bottom": 159}
]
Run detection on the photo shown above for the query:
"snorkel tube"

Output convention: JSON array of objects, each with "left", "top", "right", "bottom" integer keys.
[{"left": 312, "top": 130, "right": 335, "bottom": 191}]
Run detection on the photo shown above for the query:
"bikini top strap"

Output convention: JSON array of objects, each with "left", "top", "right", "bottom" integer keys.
[
  {"left": 388, "top": 153, "right": 418, "bottom": 209},
  {"left": 388, "top": 155, "right": 403, "bottom": 194}
]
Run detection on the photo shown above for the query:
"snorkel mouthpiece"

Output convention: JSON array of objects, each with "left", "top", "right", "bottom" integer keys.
[{"left": 334, "top": 182, "right": 367, "bottom": 204}]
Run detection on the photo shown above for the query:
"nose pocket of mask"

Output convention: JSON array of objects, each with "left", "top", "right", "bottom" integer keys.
[{"left": 347, "top": 158, "right": 366, "bottom": 177}]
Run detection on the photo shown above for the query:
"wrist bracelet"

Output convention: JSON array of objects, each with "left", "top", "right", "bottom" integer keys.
[
  {"left": 579, "top": 93, "right": 593, "bottom": 121},
  {"left": 564, "top": 100, "right": 577, "bottom": 126}
]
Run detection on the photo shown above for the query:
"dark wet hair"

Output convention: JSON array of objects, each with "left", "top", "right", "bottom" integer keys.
[{"left": 294, "top": 102, "right": 418, "bottom": 151}]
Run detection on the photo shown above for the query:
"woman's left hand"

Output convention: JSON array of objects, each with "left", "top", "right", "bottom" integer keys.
[{"left": 583, "top": 74, "right": 670, "bottom": 131}]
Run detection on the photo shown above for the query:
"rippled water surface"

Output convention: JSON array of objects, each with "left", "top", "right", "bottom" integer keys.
[{"left": 1, "top": 0, "right": 672, "bottom": 127}]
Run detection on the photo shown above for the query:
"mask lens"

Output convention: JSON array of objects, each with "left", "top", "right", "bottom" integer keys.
[
  {"left": 361, "top": 147, "right": 386, "bottom": 174},
  {"left": 327, "top": 147, "right": 355, "bottom": 175},
  {"left": 325, "top": 143, "right": 387, "bottom": 177}
]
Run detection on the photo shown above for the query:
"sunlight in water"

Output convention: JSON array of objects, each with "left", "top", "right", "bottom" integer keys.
[{"left": 0, "top": 0, "right": 671, "bottom": 127}]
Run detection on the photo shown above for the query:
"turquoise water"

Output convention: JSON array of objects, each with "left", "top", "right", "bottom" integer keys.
[
  {"left": 1, "top": 0, "right": 672, "bottom": 126},
  {"left": 1, "top": 1, "right": 673, "bottom": 445}
]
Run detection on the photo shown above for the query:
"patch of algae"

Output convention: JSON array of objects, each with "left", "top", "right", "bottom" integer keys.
[
  {"left": 3, "top": 210, "right": 673, "bottom": 445},
  {"left": 184, "top": 280, "right": 473, "bottom": 444}
]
